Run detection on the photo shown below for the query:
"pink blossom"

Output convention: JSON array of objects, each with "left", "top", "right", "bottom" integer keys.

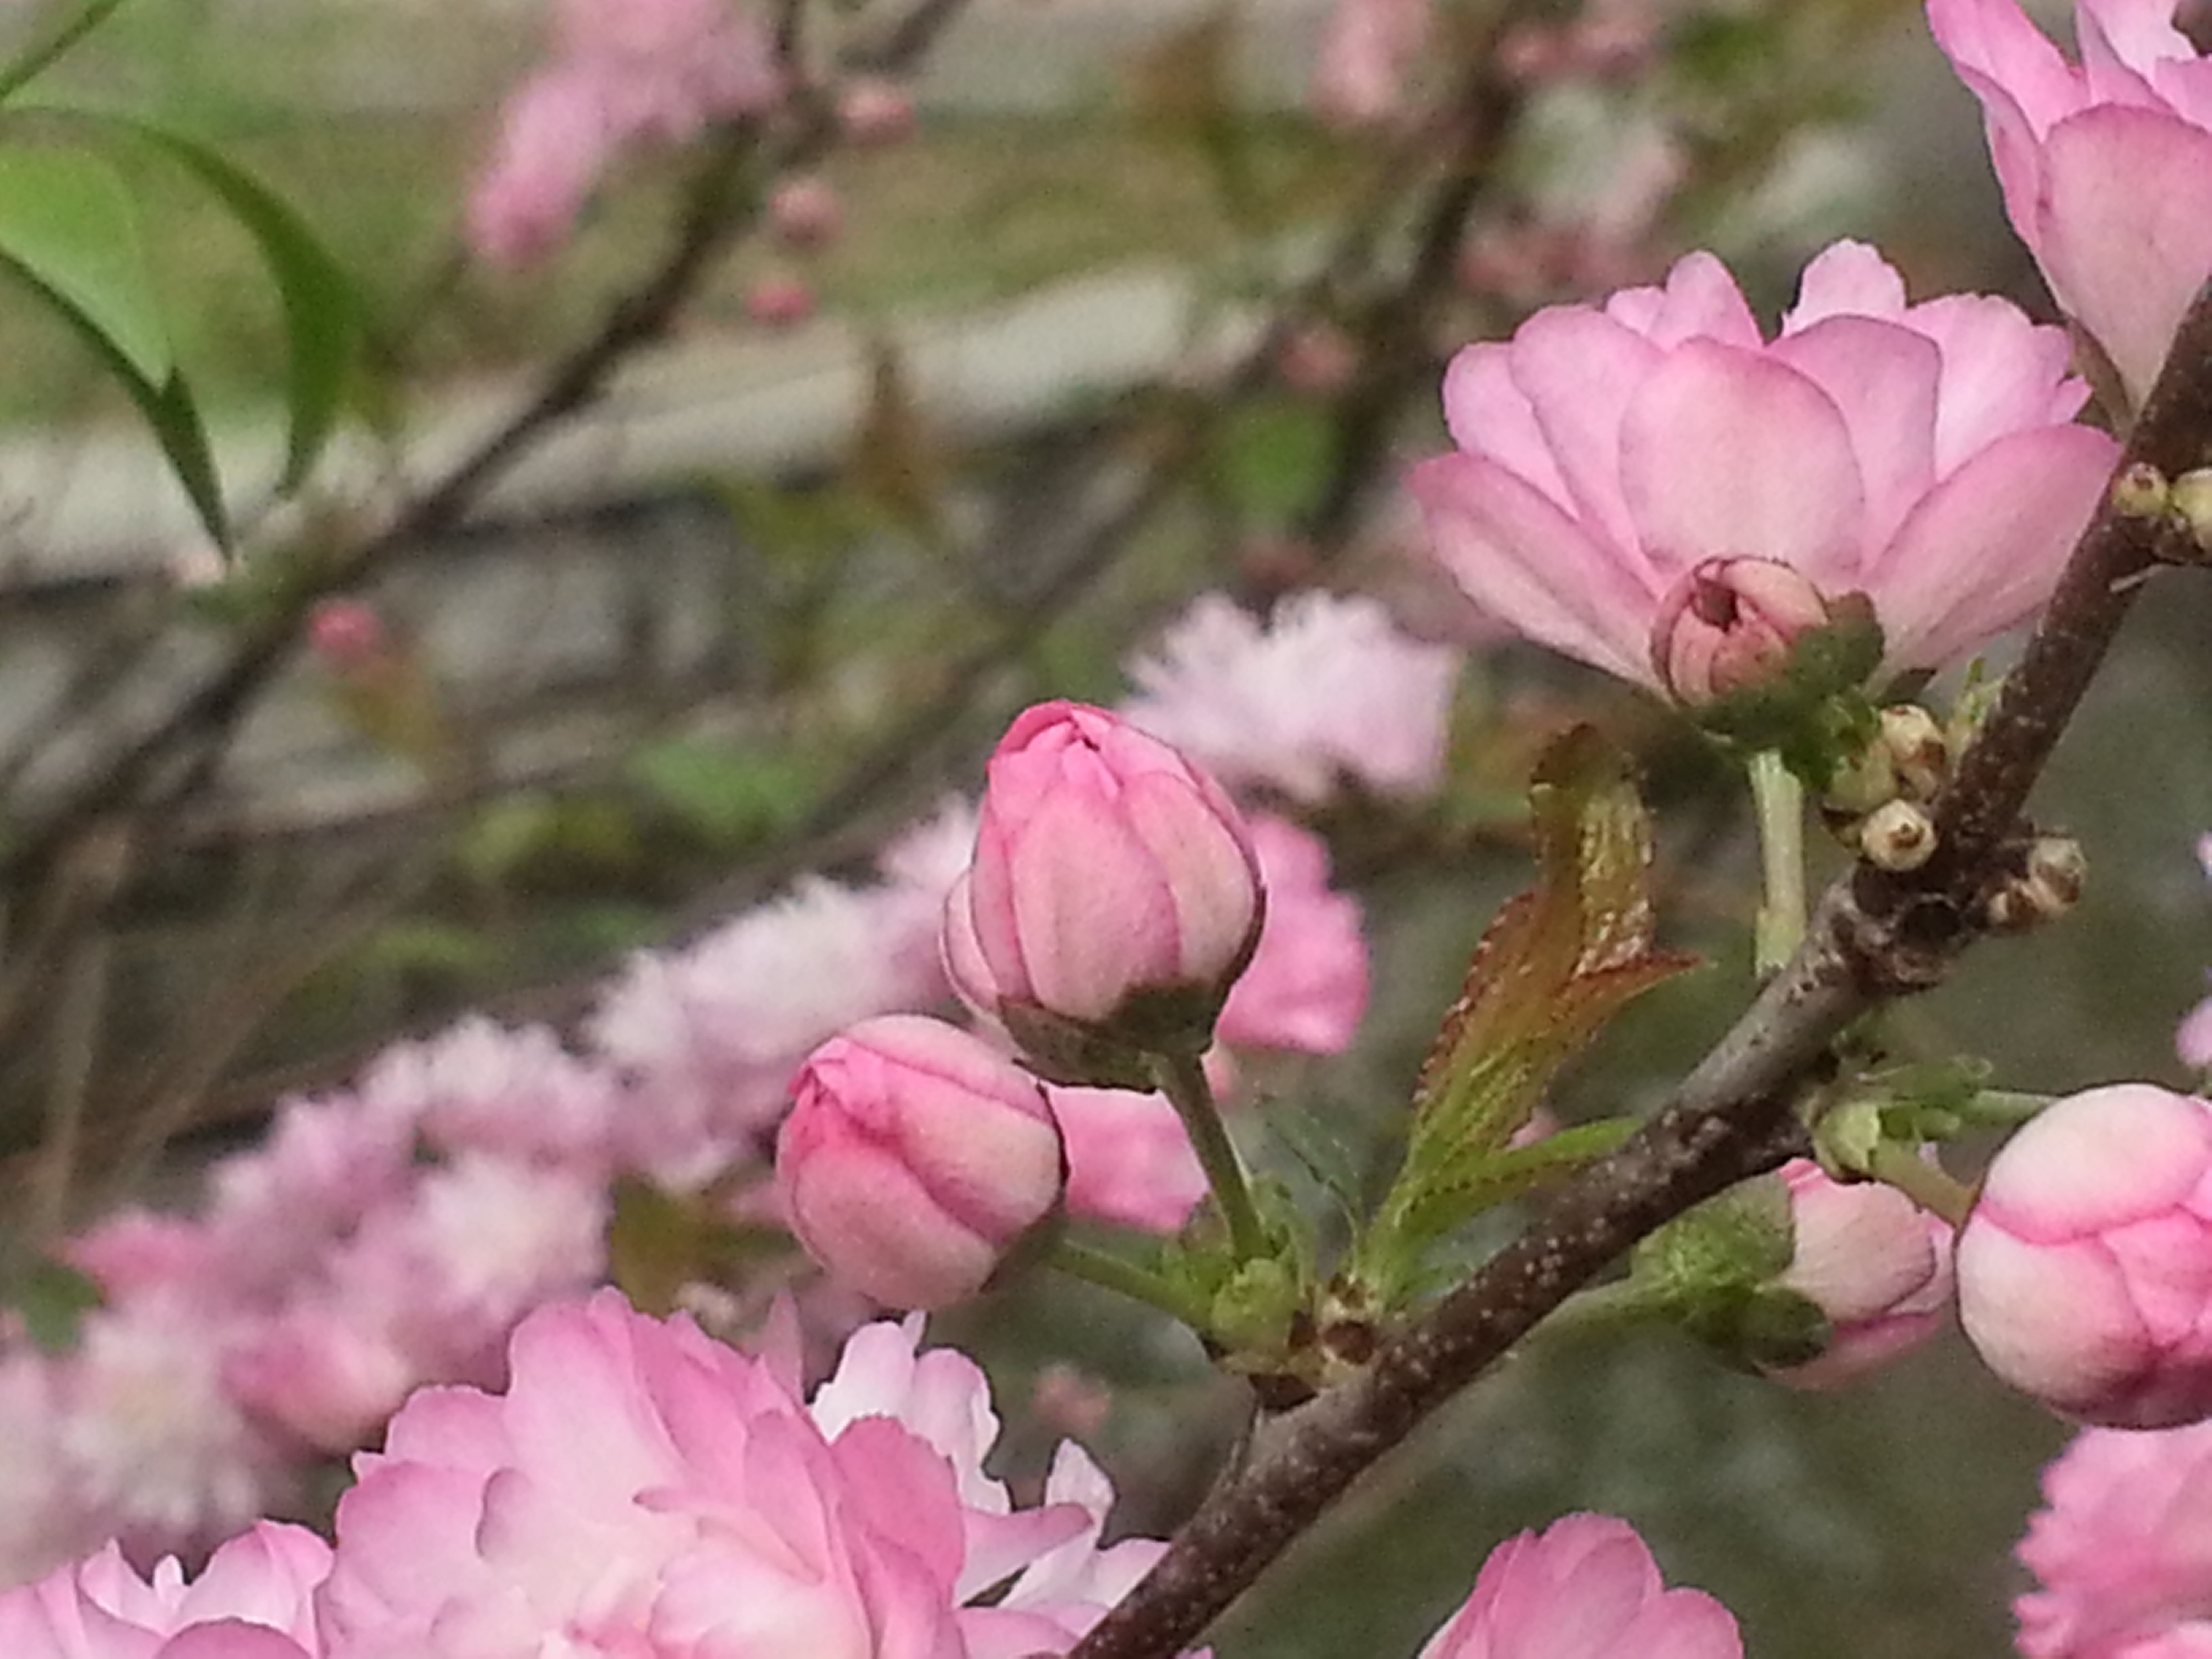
[
  {"left": 1959, "top": 1084, "right": 2212, "bottom": 1427},
  {"left": 837, "top": 77, "right": 917, "bottom": 144},
  {"left": 956, "top": 702, "right": 1263, "bottom": 1031},
  {"left": 1216, "top": 815, "right": 1370, "bottom": 1056},
  {"left": 0, "top": 1523, "right": 329, "bottom": 1659},
  {"left": 1123, "top": 592, "right": 1461, "bottom": 805},
  {"left": 304, "top": 600, "right": 386, "bottom": 674},
  {"left": 466, "top": 70, "right": 619, "bottom": 268},
  {"left": 1312, "top": 0, "right": 1434, "bottom": 127},
  {"left": 1927, "top": 0, "right": 2212, "bottom": 405},
  {"left": 1766, "top": 1159, "right": 1954, "bottom": 1388},
  {"left": 779, "top": 1015, "right": 1065, "bottom": 1309},
  {"left": 1050, "top": 1084, "right": 1208, "bottom": 1232},
  {"left": 769, "top": 176, "right": 844, "bottom": 249},
  {"left": 591, "top": 872, "right": 949, "bottom": 1185},
  {"left": 316, "top": 1291, "right": 1155, "bottom": 1659},
  {"left": 356, "top": 1019, "right": 621, "bottom": 1173},
  {"left": 1410, "top": 241, "right": 2117, "bottom": 695},
  {"left": 1416, "top": 1513, "right": 1741, "bottom": 1659},
  {"left": 468, "top": 0, "right": 778, "bottom": 268},
  {"left": 743, "top": 273, "right": 817, "bottom": 329},
  {"left": 2015, "top": 1420, "right": 2212, "bottom": 1658}
]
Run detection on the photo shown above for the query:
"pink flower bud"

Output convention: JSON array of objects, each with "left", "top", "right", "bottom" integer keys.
[
  {"left": 1650, "top": 556, "right": 1832, "bottom": 705},
  {"left": 743, "top": 273, "right": 816, "bottom": 329},
  {"left": 1768, "top": 1159, "right": 1954, "bottom": 1388},
  {"left": 1959, "top": 1084, "right": 2212, "bottom": 1429},
  {"left": 958, "top": 701, "right": 1264, "bottom": 1033},
  {"left": 768, "top": 175, "right": 843, "bottom": 249},
  {"left": 778, "top": 1015, "right": 1063, "bottom": 1309},
  {"left": 837, "top": 77, "right": 916, "bottom": 145},
  {"left": 307, "top": 598, "right": 388, "bottom": 672}
]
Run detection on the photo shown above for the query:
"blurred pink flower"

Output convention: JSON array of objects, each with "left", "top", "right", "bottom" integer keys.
[
  {"left": 468, "top": 0, "right": 778, "bottom": 267},
  {"left": 779, "top": 1015, "right": 1065, "bottom": 1310},
  {"left": 316, "top": 1292, "right": 1158, "bottom": 1659},
  {"left": 1216, "top": 815, "right": 1370, "bottom": 1056},
  {"left": 0, "top": 1523, "right": 329, "bottom": 1659},
  {"left": 837, "top": 77, "right": 917, "bottom": 144},
  {"left": 1959, "top": 1084, "right": 2212, "bottom": 1427},
  {"left": 592, "top": 872, "right": 948, "bottom": 1185},
  {"left": 1416, "top": 1513, "right": 1741, "bottom": 1659},
  {"left": 769, "top": 176, "right": 844, "bottom": 249},
  {"left": 955, "top": 702, "right": 1262, "bottom": 1031},
  {"left": 1765, "top": 1159, "right": 1954, "bottom": 1388},
  {"left": 466, "top": 70, "right": 619, "bottom": 268},
  {"left": 1123, "top": 592, "right": 1461, "bottom": 805},
  {"left": 1050, "top": 1084, "right": 1208, "bottom": 1233},
  {"left": 2016, "top": 1420, "right": 2212, "bottom": 1658},
  {"left": 1410, "top": 241, "right": 2116, "bottom": 695},
  {"left": 1312, "top": 0, "right": 1433, "bottom": 127},
  {"left": 1927, "top": 0, "right": 2212, "bottom": 405},
  {"left": 743, "top": 273, "right": 817, "bottom": 329}
]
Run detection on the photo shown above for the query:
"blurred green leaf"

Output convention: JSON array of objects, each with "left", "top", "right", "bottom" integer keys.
[
  {"left": 608, "top": 1178, "right": 787, "bottom": 1316},
  {"left": 7, "top": 1257, "right": 102, "bottom": 1355},
  {"left": 0, "top": 142, "right": 169, "bottom": 382},
  {"left": 63, "top": 112, "right": 362, "bottom": 487},
  {"left": 628, "top": 739, "right": 811, "bottom": 851},
  {"left": 0, "top": 0, "right": 130, "bottom": 109},
  {"left": 1213, "top": 397, "right": 1336, "bottom": 526}
]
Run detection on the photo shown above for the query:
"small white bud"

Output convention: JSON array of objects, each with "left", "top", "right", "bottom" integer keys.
[
  {"left": 1860, "top": 799, "right": 1937, "bottom": 872},
  {"left": 1878, "top": 704, "right": 1950, "bottom": 802}
]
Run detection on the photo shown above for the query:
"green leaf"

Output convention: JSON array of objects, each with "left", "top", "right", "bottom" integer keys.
[
  {"left": 0, "top": 142, "right": 170, "bottom": 382},
  {"left": 1364, "top": 729, "right": 1696, "bottom": 1294},
  {"left": 0, "top": 141, "right": 232, "bottom": 543},
  {"left": 0, "top": 0, "right": 131, "bottom": 108},
  {"left": 1212, "top": 397, "right": 1336, "bottom": 525},
  {"left": 7, "top": 1257, "right": 102, "bottom": 1354},
  {"left": 29, "top": 107, "right": 363, "bottom": 489},
  {"left": 628, "top": 739, "right": 811, "bottom": 851},
  {"left": 607, "top": 1178, "right": 787, "bottom": 1315}
]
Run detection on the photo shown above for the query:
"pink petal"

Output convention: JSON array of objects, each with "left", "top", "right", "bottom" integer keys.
[
  {"left": 1980, "top": 1086, "right": 2212, "bottom": 1241},
  {"left": 1604, "top": 251, "right": 1761, "bottom": 348},
  {"left": 1440, "top": 344, "right": 1571, "bottom": 508},
  {"left": 1782, "top": 239, "right": 1908, "bottom": 329},
  {"left": 1509, "top": 306, "right": 1664, "bottom": 556},
  {"left": 1868, "top": 423, "right": 2114, "bottom": 670},
  {"left": 2036, "top": 106, "right": 2212, "bottom": 404},
  {"left": 1008, "top": 792, "right": 1180, "bottom": 1021},
  {"left": 1926, "top": 0, "right": 2085, "bottom": 134},
  {"left": 1617, "top": 340, "right": 1866, "bottom": 591},
  {"left": 1904, "top": 293, "right": 2084, "bottom": 474},
  {"left": 1959, "top": 1227, "right": 2152, "bottom": 1412},
  {"left": 1408, "top": 453, "right": 1659, "bottom": 685},
  {"left": 1769, "top": 316, "right": 1940, "bottom": 556}
]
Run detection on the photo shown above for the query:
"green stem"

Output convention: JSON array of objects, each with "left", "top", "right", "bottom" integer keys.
[
  {"left": 1864, "top": 1141, "right": 1978, "bottom": 1229},
  {"left": 1152, "top": 1047, "right": 1269, "bottom": 1264},
  {"left": 1050, "top": 1238, "right": 1210, "bottom": 1326},
  {"left": 1953, "top": 1090, "right": 2054, "bottom": 1128},
  {"left": 1749, "top": 749, "right": 1807, "bottom": 977}
]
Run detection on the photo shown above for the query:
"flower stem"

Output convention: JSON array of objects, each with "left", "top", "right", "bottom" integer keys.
[
  {"left": 1864, "top": 1141, "right": 1978, "bottom": 1229},
  {"left": 1050, "top": 1239, "right": 1210, "bottom": 1326},
  {"left": 1152, "top": 1048, "right": 1269, "bottom": 1264},
  {"left": 1750, "top": 749, "right": 1807, "bottom": 976},
  {"left": 1954, "top": 1089, "right": 2054, "bottom": 1128}
]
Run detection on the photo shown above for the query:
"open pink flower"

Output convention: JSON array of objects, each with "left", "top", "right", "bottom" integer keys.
[
  {"left": 1417, "top": 1513, "right": 1740, "bottom": 1659},
  {"left": 0, "top": 1523, "right": 330, "bottom": 1659},
  {"left": 316, "top": 1292, "right": 1153, "bottom": 1659},
  {"left": 2015, "top": 1420, "right": 2212, "bottom": 1659},
  {"left": 1410, "top": 242, "right": 2116, "bottom": 697},
  {"left": 1959, "top": 1084, "right": 2212, "bottom": 1428},
  {"left": 1928, "top": 0, "right": 2212, "bottom": 405},
  {"left": 1216, "top": 815, "right": 1370, "bottom": 1057}
]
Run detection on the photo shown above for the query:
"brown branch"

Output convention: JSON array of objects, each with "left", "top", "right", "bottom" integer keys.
[{"left": 1071, "top": 286, "right": 2212, "bottom": 1659}]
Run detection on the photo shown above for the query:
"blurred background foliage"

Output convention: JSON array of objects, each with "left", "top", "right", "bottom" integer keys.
[{"left": 0, "top": 0, "right": 2200, "bottom": 1653}]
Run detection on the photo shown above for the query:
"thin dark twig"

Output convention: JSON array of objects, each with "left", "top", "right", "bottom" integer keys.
[{"left": 1070, "top": 286, "right": 2212, "bottom": 1659}]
